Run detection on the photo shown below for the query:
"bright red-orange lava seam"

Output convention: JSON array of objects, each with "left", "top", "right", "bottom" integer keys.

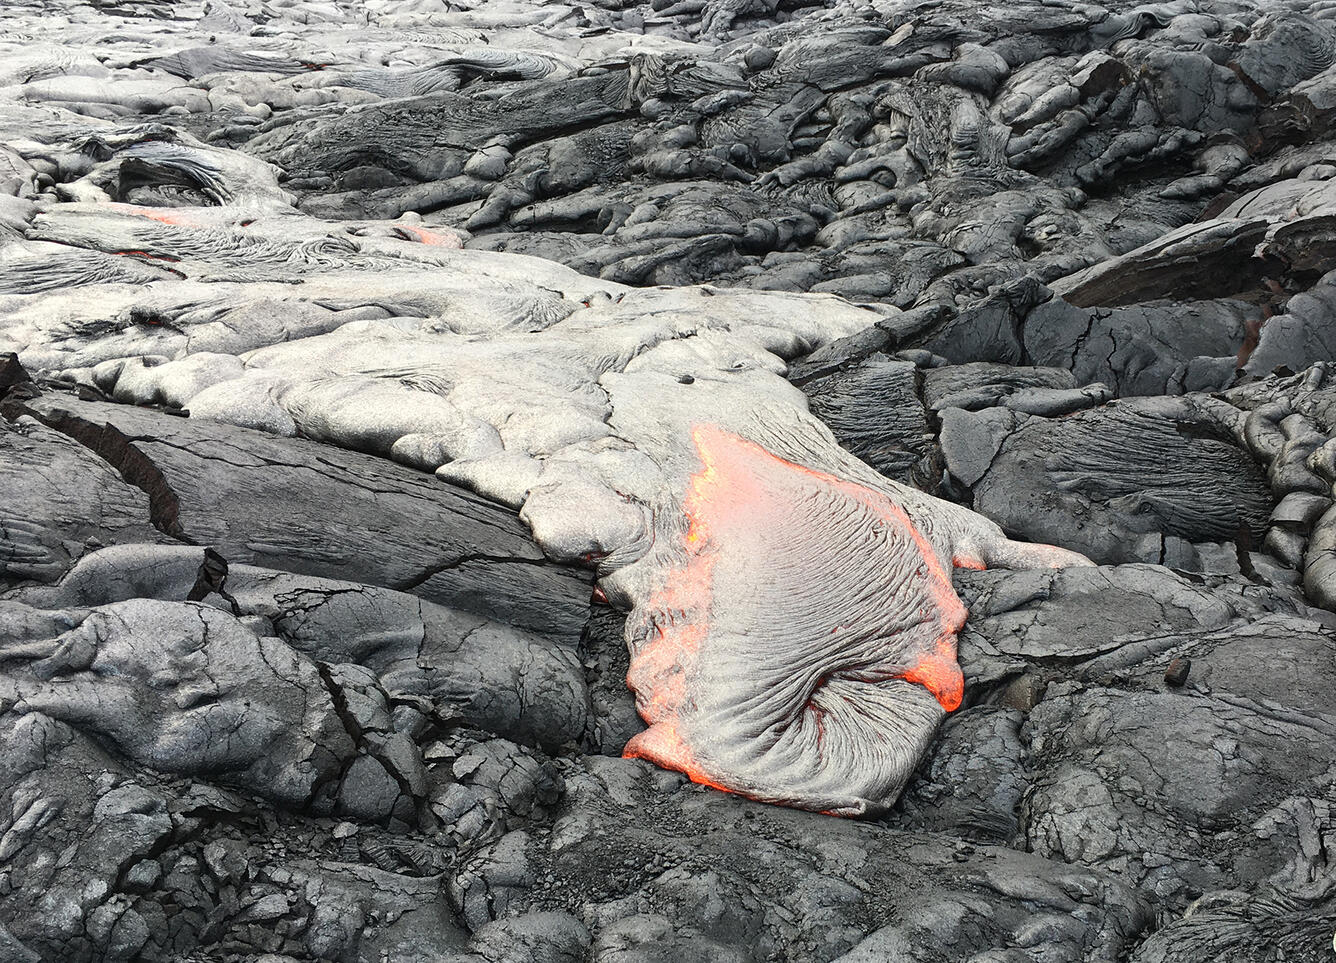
[
  {"left": 108, "top": 203, "right": 208, "bottom": 228},
  {"left": 396, "top": 224, "right": 463, "bottom": 247}
]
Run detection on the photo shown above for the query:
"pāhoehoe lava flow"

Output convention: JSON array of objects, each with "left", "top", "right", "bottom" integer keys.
[
  {"left": 8, "top": 0, "right": 1336, "bottom": 956},
  {"left": 620, "top": 422, "right": 1090, "bottom": 815},
  {"left": 0, "top": 195, "right": 1102, "bottom": 816}
]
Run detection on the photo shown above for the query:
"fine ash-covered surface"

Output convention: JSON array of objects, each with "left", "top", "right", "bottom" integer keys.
[{"left": 1, "top": 0, "right": 1336, "bottom": 960}]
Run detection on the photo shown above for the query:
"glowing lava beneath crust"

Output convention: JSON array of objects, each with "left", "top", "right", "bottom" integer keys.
[
  {"left": 623, "top": 423, "right": 971, "bottom": 800},
  {"left": 394, "top": 224, "right": 464, "bottom": 247},
  {"left": 109, "top": 203, "right": 211, "bottom": 228}
]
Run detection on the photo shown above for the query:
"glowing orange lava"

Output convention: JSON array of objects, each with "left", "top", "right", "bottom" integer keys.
[
  {"left": 106, "top": 203, "right": 208, "bottom": 228},
  {"left": 112, "top": 250, "right": 180, "bottom": 261},
  {"left": 395, "top": 224, "right": 463, "bottom": 247},
  {"left": 623, "top": 424, "right": 970, "bottom": 792}
]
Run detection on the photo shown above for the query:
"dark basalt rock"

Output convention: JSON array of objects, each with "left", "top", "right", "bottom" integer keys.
[
  {"left": 802, "top": 355, "right": 939, "bottom": 488},
  {"left": 1164, "top": 655, "right": 1191, "bottom": 686},
  {"left": 965, "top": 397, "right": 1276, "bottom": 564},
  {"left": 3, "top": 393, "right": 592, "bottom": 644},
  {"left": 0, "top": 352, "right": 31, "bottom": 395}
]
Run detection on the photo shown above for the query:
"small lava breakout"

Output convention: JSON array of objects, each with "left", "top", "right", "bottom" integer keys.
[{"left": 621, "top": 424, "right": 1080, "bottom": 815}]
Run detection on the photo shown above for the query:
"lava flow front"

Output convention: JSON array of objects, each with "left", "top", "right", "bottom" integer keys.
[{"left": 622, "top": 424, "right": 970, "bottom": 812}]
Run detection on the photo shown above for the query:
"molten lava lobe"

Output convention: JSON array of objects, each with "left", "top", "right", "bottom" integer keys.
[
  {"left": 111, "top": 203, "right": 209, "bottom": 228},
  {"left": 622, "top": 424, "right": 971, "bottom": 816},
  {"left": 395, "top": 224, "right": 464, "bottom": 247}
]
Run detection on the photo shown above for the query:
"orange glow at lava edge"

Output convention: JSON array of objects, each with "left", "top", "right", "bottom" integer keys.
[
  {"left": 396, "top": 224, "right": 464, "bottom": 247},
  {"left": 623, "top": 424, "right": 970, "bottom": 786},
  {"left": 107, "top": 203, "right": 209, "bottom": 228}
]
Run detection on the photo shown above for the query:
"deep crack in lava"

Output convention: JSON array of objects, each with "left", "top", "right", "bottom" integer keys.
[{"left": 623, "top": 424, "right": 969, "bottom": 814}]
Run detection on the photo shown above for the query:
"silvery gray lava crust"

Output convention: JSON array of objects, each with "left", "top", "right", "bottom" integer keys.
[{"left": 0, "top": 0, "right": 1335, "bottom": 960}]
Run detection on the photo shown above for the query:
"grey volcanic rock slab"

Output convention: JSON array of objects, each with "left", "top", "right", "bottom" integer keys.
[
  {"left": 892, "top": 705, "right": 1030, "bottom": 843},
  {"left": 0, "top": 411, "right": 167, "bottom": 583},
  {"left": 477, "top": 756, "right": 1155, "bottom": 962},
  {"left": 3, "top": 392, "right": 592, "bottom": 643},
  {"left": 1244, "top": 269, "right": 1336, "bottom": 379},
  {"left": 1049, "top": 218, "right": 1274, "bottom": 309},
  {"left": 956, "top": 563, "right": 1237, "bottom": 664},
  {"left": 1023, "top": 296, "right": 1254, "bottom": 397},
  {"left": 1024, "top": 682, "right": 1336, "bottom": 908},
  {"left": 969, "top": 397, "right": 1275, "bottom": 564},
  {"left": 923, "top": 361, "right": 1078, "bottom": 412},
  {"left": 939, "top": 406, "right": 1015, "bottom": 488},
  {"left": 802, "top": 356, "right": 938, "bottom": 487}
]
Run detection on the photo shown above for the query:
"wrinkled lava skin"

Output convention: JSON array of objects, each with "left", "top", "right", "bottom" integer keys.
[{"left": 622, "top": 425, "right": 1046, "bottom": 816}]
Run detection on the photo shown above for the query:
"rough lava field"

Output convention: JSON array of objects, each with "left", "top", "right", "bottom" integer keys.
[{"left": 1, "top": 0, "right": 1336, "bottom": 960}]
